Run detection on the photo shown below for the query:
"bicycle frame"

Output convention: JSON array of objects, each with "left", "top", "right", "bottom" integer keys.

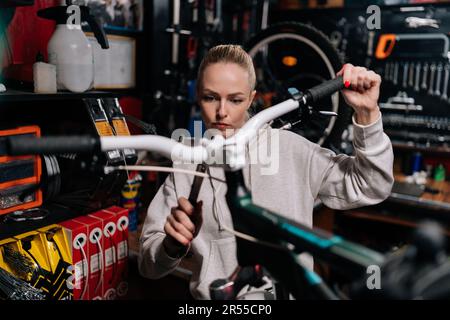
[{"left": 224, "top": 169, "right": 384, "bottom": 300}]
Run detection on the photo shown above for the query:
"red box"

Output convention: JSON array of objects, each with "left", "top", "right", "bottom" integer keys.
[
  {"left": 58, "top": 220, "right": 89, "bottom": 300},
  {"left": 103, "top": 206, "right": 129, "bottom": 298},
  {"left": 73, "top": 215, "right": 104, "bottom": 300},
  {"left": 88, "top": 210, "right": 117, "bottom": 300}
]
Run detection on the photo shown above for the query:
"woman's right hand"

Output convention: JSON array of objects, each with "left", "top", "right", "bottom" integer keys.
[{"left": 163, "top": 197, "right": 203, "bottom": 257}]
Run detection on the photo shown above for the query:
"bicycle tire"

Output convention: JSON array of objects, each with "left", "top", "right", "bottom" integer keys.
[{"left": 245, "top": 22, "right": 352, "bottom": 147}]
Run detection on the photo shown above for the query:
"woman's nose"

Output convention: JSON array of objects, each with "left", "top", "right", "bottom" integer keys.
[{"left": 217, "top": 99, "right": 228, "bottom": 118}]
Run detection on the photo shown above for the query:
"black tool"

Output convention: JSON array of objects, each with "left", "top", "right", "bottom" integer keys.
[{"left": 188, "top": 163, "right": 207, "bottom": 205}]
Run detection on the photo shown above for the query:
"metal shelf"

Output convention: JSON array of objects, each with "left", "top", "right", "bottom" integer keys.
[{"left": 0, "top": 89, "right": 128, "bottom": 103}]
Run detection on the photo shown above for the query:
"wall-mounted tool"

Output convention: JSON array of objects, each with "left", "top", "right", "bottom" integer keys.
[
  {"left": 428, "top": 63, "right": 436, "bottom": 96},
  {"left": 402, "top": 62, "right": 409, "bottom": 88},
  {"left": 414, "top": 62, "right": 421, "bottom": 92},
  {"left": 434, "top": 63, "right": 443, "bottom": 97},
  {"left": 379, "top": 91, "right": 423, "bottom": 112},
  {"left": 408, "top": 62, "right": 414, "bottom": 88},
  {"left": 375, "top": 33, "right": 449, "bottom": 60},
  {"left": 421, "top": 62, "right": 428, "bottom": 91},
  {"left": 393, "top": 62, "right": 399, "bottom": 86},
  {"left": 405, "top": 17, "right": 439, "bottom": 29},
  {"left": 442, "top": 64, "right": 449, "bottom": 101}
]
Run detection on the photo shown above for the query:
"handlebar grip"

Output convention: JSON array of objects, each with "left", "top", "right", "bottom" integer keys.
[
  {"left": 305, "top": 75, "right": 345, "bottom": 104},
  {"left": 6, "top": 136, "right": 101, "bottom": 155}
]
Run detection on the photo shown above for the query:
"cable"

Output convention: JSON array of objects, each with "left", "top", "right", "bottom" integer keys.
[
  {"left": 207, "top": 165, "right": 222, "bottom": 230},
  {"left": 76, "top": 238, "right": 89, "bottom": 300},
  {"left": 106, "top": 231, "right": 117, "bottom": 287},
  {"left": 105, "top": 165, "right": 226, "bottom": 183},
  {"left": 221, "top": 225, "right": 287, "bottom": 252}
]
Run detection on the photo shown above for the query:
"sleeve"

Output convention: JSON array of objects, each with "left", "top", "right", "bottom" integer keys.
[
  {"left": 138, "top": 174, "right": 189, "bottom": 279},
  {"left": 309, "top": 114, "right": 394, "bottom": 210}
]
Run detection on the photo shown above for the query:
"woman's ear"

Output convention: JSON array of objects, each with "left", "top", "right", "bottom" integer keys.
[{"left": 248, "top": 90, "right": 256, "bottom": 107}]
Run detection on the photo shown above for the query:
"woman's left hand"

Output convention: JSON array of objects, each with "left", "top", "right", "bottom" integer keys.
[{"left": 337, "top": 63, "right": 382, "bottom": 125}]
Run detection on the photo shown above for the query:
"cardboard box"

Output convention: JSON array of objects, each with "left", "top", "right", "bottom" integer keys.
[
  {"left": 103, "top": 206, "right": 129, "bottom": 298},
  {"left": 59, "top": 220, "right": 89, "bottom": 300},
  {"left": 73, "top": 215, "right": 104, "bottom": 300},
  {"left": 38, "top": 225, "right": 72, "bottom": 300},
  {"left": 89, "top": 210, "right": 117, "bottom": 300}
]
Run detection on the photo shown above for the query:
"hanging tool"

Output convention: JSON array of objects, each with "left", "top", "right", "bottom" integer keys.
[
  {"left": 442, "top": 64, "right": 449, "bottom": 101},
  {"left": 428, "top": 63, "right": 436, "bottom": 96},
  {"left": 405, "top": 17, "right": 439, "bottom": 29},
  {"left": 402, "top": 62, "right": 409, "bottom": 88},
  {"left": 408, "top": 62, "right": 414, "bottom": 88},
  {"left": 393, "top": 62, "right": 399, "bottom": 86},
  {"left": 434, "top": 63, "right": 443, "bottom": 97},
  {"left": 421, "top": 62, "right": 429, "bottom": 90},
  {"left": 188, "top": 164, "right": 207, "bottom": 205},
  {"left": 414, "top": 62, "right": 421, "bottom": 92},
  {"left": 166, "top": 0, "right": 192, "bottom": 66},
  {"left": 384, "top": 62, "right": 390, "bottom": 81}
]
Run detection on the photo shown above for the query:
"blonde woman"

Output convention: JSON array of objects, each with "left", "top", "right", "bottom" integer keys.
[{"left": 139, "top": 45, "right": 394, "bottom": 299}]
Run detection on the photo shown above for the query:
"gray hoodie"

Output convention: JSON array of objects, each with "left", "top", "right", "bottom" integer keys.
[{"left": 138, "top": 115, "right": 394, "bottom": 299}]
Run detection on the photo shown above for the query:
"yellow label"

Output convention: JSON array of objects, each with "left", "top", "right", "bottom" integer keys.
[
  {"left": 95, "top": 121, "right": 114, "bottom": 136},
  {"left": 112, "top": 119, "right": 131, "bottom": 136}
]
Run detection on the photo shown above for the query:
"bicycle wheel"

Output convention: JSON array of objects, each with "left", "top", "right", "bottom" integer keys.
[{"left": 245, "top": 22, "right": 351, "bottom": 147}]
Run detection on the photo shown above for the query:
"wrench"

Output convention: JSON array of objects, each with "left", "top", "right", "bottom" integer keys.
[
  {"left": 408, "top": 62, "right": 415, "bottom": 87},
  {"left": 441, "top": 64, "right": 449, "bottom": 101},
  {"left": 393, "top": 62, "right": 399, "bottom": 86},
  {"left": 428, "top": 63, "right": 436, "bottom": 96},
  {"left": 384, "top": 62, "right": 390, "bottom": 81},
  {"left": 434, "top": 63, "right": 443, "bottom": 96},
  {"left": 402, "top": 62, "right": 409, "bottom": 88},
  {"left": 421, "top": 62, "right": 429, "bottom": 90},
  {"left": 414, "top": 62, "right": 421, "bottom": 92},
  {"left": 389, "top": 62, "right": 395, "bottom": 82}
]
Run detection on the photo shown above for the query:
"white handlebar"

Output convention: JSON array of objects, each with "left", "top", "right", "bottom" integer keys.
[{"left": 100, "top": 98, "right": 300, "bottom": 170}]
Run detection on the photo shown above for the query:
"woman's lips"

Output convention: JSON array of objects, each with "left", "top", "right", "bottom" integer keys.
[{"left": 212, "top": 123, "right": 232, "bottom": 130}]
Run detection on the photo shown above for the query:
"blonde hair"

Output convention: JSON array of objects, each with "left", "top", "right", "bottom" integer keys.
[{"left": 196, "top": 44, "right": 256, "bottom": 93}]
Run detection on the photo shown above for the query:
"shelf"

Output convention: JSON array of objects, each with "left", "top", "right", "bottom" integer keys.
[
  {"left": 0, "top": 203, "right": 88, "bottom": 242},
  {"left": 392, "top": 142, "right": 450, "bottom": 155},
  {"left": 341, "top": 210, "right": 450, "bottom": 237},
  {"left": 384, "top": 174, "right": 450, "bottom": 214},
  {"left": 0, "top": 89, "right": 133, "bottom": 103}
]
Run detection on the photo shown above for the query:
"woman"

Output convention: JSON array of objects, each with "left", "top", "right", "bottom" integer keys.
[{"left": 138, "top": 45, "right": 394, "bottom": 299}]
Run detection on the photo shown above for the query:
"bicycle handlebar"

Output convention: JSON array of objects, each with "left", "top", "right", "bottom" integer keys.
[
  {"left": 5, "top": 77, "right": 345, "bottom": 170},
  {"left": 6, "top": 135, "right": 101, "bottom": 155},
  {"left": 304, "top": 75, "right": 344, "bottom": 104}
]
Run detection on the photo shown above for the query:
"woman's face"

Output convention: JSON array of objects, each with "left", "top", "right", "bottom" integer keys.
[{"left": 198, "top": 62, "right": 256, "bottom": 137}]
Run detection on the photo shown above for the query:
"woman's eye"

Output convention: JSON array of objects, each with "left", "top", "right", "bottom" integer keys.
[
  {"left": 230, "top": 99, "right": 243, "bottom": 105},
  {"left": 202, "top": 95, "right": 217, "bottom": 102}
]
